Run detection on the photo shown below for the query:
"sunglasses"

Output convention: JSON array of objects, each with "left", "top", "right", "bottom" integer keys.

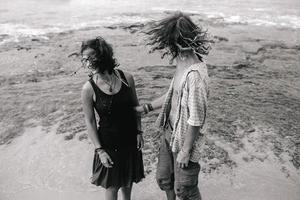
[{"left": 81, "top": 55, "right": 98, "bottom": 68}]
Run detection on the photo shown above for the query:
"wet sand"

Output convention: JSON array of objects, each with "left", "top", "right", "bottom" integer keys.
[{"left": 0, "top": 19, "right": 299, "bottom": 199}]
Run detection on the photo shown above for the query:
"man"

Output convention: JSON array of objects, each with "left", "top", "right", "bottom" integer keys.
[{"left": 139, "top": 12, "right": 210, "bottom": 200}]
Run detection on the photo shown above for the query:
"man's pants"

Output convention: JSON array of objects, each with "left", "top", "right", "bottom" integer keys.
[{"left": 156, "top": 125, "right": 201, "bottom": 200}]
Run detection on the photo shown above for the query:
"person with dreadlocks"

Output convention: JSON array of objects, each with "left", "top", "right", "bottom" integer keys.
[
  {"left": 136, "top": 12, "right": 210, "bottom": 200},
  {"left": 81, "top": 37, "right": 144, "bottom": 200}
]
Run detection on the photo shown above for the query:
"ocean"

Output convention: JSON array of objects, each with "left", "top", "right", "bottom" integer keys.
[{"left": 0, "top": 0, "right": 300, "bottom": 45}]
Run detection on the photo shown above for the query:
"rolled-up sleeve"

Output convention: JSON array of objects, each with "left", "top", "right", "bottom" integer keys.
[{"left": 186, "top": 71, "right": 208, "bottom": 127}]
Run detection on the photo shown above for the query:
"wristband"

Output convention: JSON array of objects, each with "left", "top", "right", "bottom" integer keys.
[
  {"left": 147, "top": 103, "right": 154, "bottom": 111},
  {"left": 142, "top": 104, "right": 149, "bottom": 114},
  {"left": 137, "top": 130, "right": 143, "bottom": 135}
]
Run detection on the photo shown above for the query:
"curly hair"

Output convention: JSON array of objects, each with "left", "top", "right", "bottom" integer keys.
[
  {"left": 145, "top": 12, "right": 211, "bottom": 62},
  {"left": 80, "top": 37, "right": 118, "bottom": 74}
]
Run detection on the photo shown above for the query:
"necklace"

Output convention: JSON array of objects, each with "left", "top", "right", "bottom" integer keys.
[{"left": 96, "top": 73, "right": 115, "bottom": 93}]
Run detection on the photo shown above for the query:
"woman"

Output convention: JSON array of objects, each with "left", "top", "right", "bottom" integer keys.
[
  {"left": 81, "top": 37, "right": 144, "bottom": 200},
  {"left": 137, "top": 12, "right": 210, "bottom": 200}
]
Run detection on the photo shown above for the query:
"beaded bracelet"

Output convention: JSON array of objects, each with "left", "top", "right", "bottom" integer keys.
[
  {"left": 142, "top": 104, "right": 149, "bottom": 114},
  {"left": 137, "top": 130, "right": 144, "bottom": 135},
  {"left": 147, "top": 103, "right": 154, "bottom": 111},
  {"left": 142, "top": 103, "right": 154, "bottom": 114}
]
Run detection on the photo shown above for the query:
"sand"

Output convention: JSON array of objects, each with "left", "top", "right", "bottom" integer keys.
[{"left": 0, "top": 19, "right": 300, "bottom": 200}]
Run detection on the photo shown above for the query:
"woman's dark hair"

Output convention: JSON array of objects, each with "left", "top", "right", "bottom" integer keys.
[
  {"left": 80, "top": 37, "right": 118, "bottom": 74},
  {"left": 145, "top": 12, "right": 210, "bottom": 62}
]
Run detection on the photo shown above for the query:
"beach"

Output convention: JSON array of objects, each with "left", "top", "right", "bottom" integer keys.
[{"left": 0, "top": 3, "right": 300, "bottom": 199}]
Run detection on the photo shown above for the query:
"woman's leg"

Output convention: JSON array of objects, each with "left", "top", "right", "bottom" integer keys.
[
  {"left": 106, "top": 187, "right": 120, "bottom": 200},
  {"left": 120, "top": 184, "right": 132, "bottom": 200}
]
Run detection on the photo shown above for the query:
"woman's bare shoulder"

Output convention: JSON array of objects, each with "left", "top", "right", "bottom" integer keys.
[
  {"left": 82, "top": 81, "right": 94, "bottom": 97},
  {"left": 82, "top": 80, "right": 92, "bottom": 90}
]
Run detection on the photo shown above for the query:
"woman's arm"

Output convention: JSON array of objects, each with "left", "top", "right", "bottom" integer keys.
[
  {"left": 123, "top": 71, "right": 144, "bottom": 150},
  {"left": 81, "top": 82, "right": 101, "bottom": 149},
  {"left": 123, "top": 72, "right": 141, "bottom": 131},
  {"left": 82, "top": 82, "right": 113, "bottom": 167}
]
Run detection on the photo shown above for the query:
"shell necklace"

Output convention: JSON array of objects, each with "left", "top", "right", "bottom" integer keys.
[{"left": 96, "top": 72, "right": 116, "bottom": 93}]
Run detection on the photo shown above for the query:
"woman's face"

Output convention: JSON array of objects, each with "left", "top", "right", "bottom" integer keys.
[{"left": 81, "top": 48, "right": 97, "bottom": 69}]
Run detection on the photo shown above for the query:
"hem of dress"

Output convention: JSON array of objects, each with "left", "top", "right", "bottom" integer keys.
[{"left": 91, "top": 176, "right": 145, "bottom": 189}]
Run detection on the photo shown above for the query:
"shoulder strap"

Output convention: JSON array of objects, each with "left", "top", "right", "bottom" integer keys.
[
  {"left": 89, "top": 78, "right": 98, "bottom": 93},
  {"left": 116, "top": 69, "right": 130, "bottom": 87},
  {"left": 88, "top": 78, "right": 101, "bottom": 102}
]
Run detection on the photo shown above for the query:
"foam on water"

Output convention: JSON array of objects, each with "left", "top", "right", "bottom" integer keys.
[
  {"left": 220, "top": 14, "right": 300, "bottom": 28},
  {"left": 0, "top": 0, "right": 299, "bottom": 45},
  {"left": 0, "top": 23, "right": 61, "bottom": 45},
  {"left": 0, "top": 14, "right": 153, "bottom": 45}
]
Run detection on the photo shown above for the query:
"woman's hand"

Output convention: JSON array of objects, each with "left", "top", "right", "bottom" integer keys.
[
  {"left": 97, "top": 150, "right": 114, "bottom": 168},
  {"left": 176, "top": 149, "right": 191, "bottom": 168},
  {"left": 137, "top": 134, "right": 144, "bottom": 151}
]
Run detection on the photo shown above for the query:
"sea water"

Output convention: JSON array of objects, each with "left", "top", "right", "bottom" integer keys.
[{"left": 0, "top": 0, "right": 299, "bottom": 45}]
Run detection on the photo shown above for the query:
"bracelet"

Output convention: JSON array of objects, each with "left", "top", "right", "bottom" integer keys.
[
  {"left": 147, "top": 103, "right": 154, "bottom": 111},
  {"left": 142, "top": 103, "right": 153, "bottom": 114},
  {"left": 142, "top": 104, "right": 149, "bottom": 114},
  {"left": 137, "top": 130, "right": 143, "bottom": 135}
]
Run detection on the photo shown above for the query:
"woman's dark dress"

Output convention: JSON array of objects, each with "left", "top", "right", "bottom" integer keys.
[{"left": 89, "top": 69, "right": 144, "bottom": 188}]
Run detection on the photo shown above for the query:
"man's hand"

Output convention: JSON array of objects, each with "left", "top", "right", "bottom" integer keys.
[
  {"left": 134, "top": 106, "right": 144, "bottom": 113},
  {"left": 137, "top": 134, "right": 144, "bottom": 151},
  {"left": 176, "top": 149, "right": 191, "bottom": 168},
  {"left": 98, "top": 150, "right": 113, "bottom": 168}
]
